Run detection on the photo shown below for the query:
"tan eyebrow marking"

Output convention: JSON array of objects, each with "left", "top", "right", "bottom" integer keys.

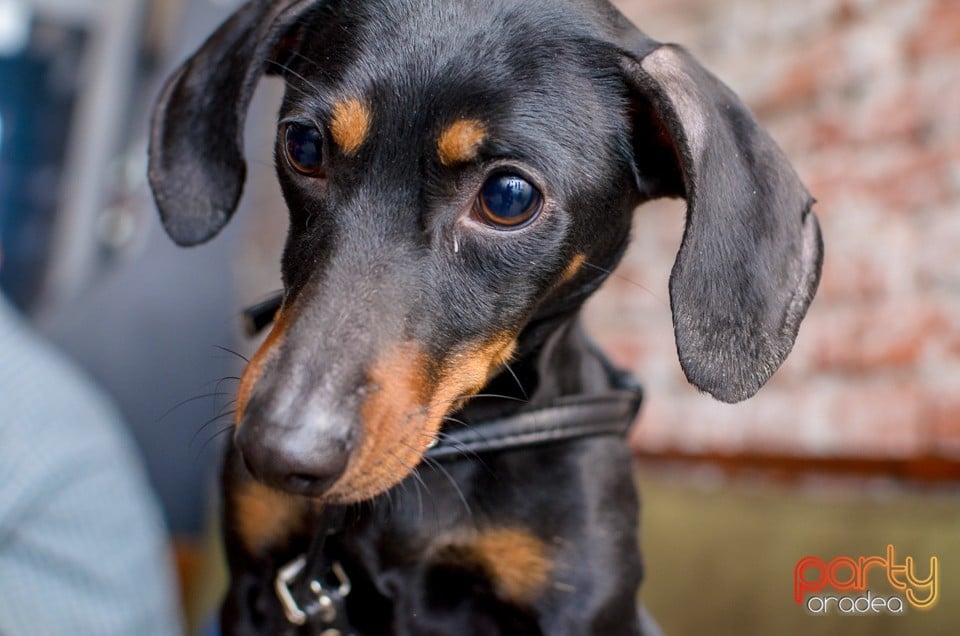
[
  {"left": 330, "top": 98, "right": 371, "bottom": 155},
  {"left": 437, "top": 119, "right": 487, "bottom": 166}
]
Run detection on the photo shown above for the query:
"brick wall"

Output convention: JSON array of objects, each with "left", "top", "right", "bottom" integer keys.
[{"left": 595, "top": 0, "right": 960, "bottom": 458}]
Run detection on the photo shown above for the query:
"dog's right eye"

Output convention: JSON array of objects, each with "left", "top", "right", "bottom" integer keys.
[
  {"left": 475, "top": 173, "right": 542, "bottom": 228},
  {"left": 283, "top": 123, "right": 325, "bottom": 177}
]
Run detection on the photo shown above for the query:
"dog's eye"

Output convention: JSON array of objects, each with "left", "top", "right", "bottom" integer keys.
[
  {"left": 283, "top": 122, "right": 325, "bottom": 177},
  {"left": 476, "top": 174, "right": 542, "bottom": 228}
]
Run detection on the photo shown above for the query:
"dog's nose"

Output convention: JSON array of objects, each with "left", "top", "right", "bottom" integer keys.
[{"left": 235, "top": 410, "right": 351, "bottom": 497}]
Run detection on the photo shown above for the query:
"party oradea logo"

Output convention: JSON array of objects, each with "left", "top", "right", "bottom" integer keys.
[{"left": 794, "top": 545, "right": 938, "bottom": 615}]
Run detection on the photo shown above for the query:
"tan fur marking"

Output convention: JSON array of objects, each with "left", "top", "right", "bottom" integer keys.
[
  {"left": 233, "top": 480, "right": 305, "bottom": 555},
  {"left": 324, "top": 334, "right": 517, "bottom": 503},
  {"left": 433, "top": 527, "right": 553, "bottom": 603},
  {"left": 437, "top": 119, "right": 487, "bottom": 166},
  {"left": 330, "top": 98, "right": 371, "bottom": 155},
  {"left": 433, "top": 334, "right": 518, "bottom": 413},
  {"left": 235, "top": 306, "right": 293, "bottom": 426},
  {"left": 559, "top": 253, "right": 587, "bottom": 285},
  {"left": 324, "top": 343, "right": 436, "bottom": 503}
]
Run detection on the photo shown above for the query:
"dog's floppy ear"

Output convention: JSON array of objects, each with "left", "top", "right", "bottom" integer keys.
[
  {"left": 618, "top": 42, "right": 823, "bottom": 403},
  {"left": 148, "top": 0, "right": 319, "bottom": 246}
]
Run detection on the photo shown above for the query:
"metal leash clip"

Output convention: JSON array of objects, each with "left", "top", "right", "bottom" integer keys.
[{"left": 275, "top": 554, "right": 352, "bottom": 629}]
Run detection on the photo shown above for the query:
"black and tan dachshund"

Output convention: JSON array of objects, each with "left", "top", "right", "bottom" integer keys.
[{"left": 149, "top": 0, "right": 823, "bottom": 633}]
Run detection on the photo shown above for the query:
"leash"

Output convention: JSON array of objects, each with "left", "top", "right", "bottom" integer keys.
[{"left": 245, "top": 294, "right": 643, "bottom": 633}]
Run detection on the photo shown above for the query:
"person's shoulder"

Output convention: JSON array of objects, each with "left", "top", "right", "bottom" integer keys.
[
  {"left": 0, "top": 296, "right": 142, "bottom": 498},
  {"left": 0, "top": 297, "right": 126, "bottom": 436}
]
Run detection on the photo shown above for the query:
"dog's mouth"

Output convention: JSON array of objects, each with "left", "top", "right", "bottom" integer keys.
[{"left": 234, "top": 308, "right": 517, "bottom": 502}]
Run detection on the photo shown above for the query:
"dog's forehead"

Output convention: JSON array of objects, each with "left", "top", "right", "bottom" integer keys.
[
  {"left": 287, "top": 0, "right": 623, "bottom": 173},
  {"left": 313, "top": 0, "right": 600, "bottom": 64}
]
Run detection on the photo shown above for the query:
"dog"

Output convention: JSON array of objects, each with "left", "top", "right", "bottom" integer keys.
[{"left": 148, "top": 0, "right": 823, "bottom": 633}]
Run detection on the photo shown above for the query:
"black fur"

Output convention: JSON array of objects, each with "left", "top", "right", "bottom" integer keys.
[{"left": 149, "top": 0, "right": 823, "bottom": 633}]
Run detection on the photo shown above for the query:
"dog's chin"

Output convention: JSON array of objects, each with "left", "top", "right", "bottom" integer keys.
[
  {"left": 318, "top": 412, "right": 443, "bottom": 504},
  {"left": 313, "top": 337, "right": 517, "bottom": 504}
]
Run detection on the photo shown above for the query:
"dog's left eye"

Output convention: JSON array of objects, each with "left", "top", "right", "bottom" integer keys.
[
  {"left": 476, "top": 173, "right": 542, "bottom": 228},
  {"left": 283, "top": 122, "right": 325, "bottom": 177}
]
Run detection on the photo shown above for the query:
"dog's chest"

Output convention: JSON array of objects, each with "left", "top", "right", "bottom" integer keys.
[{"left": 333, "top": 522, "right": 548, "bottom": 635}]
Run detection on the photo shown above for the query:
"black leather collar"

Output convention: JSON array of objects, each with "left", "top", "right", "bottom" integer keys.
[{"left": 425, "top": 386, "right": 642, "bottom": 461}]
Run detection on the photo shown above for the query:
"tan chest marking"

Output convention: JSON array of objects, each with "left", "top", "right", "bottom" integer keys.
[
  {"left": 232, "top": 480, "right": 307, "bottom": 555},
  {"left": 431, "top": 527, "right": 554, "bottom": 604}
]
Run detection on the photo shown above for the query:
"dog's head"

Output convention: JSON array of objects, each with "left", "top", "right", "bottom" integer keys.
[{"left": 149, "top": 0, "right": 821, "bottom": 501}]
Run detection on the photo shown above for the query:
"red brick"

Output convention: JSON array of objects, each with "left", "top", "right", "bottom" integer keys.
[
  {"left": 809, "top": 144, "right": 955, "bottom": 214},
  {"left": 752, "top": 35, "right": 847, "bottom": 116},
  {"left": 906, "top": 0, "right": 960, "bottom": 61},
  {"left": 925, "top": 395, "right": 960, "bottom": 456},
  {"left": 809, "top": 304, "right": 948, "bottom": 373},
  {"left": 815, "top": 252, "right": 891, "bottom": 304},
  {"left": 822, "top": 382, "right": 925, "bottom": 457},
  {"left": 916, "top": 215, "right": 960, "bottom": 292}
]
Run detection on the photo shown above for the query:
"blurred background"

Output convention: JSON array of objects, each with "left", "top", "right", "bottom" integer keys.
[{"left": 0, "top": 0, "right": 957, "bottom": 633}]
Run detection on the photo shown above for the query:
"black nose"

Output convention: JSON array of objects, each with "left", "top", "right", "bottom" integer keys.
[{"left": 235, "top": 410, "right": 351, "bottom": 497}]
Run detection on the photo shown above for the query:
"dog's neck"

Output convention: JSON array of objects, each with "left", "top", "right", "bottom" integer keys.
[{"left": 456, "top": 314, "right": 616, "bottom": 424}]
